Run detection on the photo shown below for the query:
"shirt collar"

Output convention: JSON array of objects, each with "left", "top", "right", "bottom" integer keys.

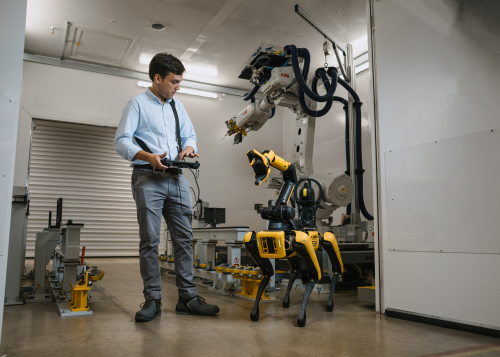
[{"left": 146, "top": 88, "right": 173, "bottom": 105}]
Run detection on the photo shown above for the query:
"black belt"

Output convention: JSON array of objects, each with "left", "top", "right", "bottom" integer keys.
[{"left": 133, "top": 164, "right": 182, "bottom": 175}]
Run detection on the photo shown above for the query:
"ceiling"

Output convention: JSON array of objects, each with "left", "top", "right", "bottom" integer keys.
[{"left": 25, "top": 0, "right": 368, "bottom": 90}]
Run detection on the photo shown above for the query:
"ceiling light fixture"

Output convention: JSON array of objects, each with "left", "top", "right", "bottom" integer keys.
[
  {"left": 139, "top": 53, "right": 154, "bottom": 65},
  {"left": 184, "top": 64, "right": 218, "bottom": 77},
  {"left": 137, "top": 81, "right": 217, "bottom": 99}
]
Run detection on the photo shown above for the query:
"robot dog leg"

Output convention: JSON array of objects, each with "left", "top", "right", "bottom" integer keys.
[
  {"left": 282, "top": 254, "right": 301, "bottom": 309},
  {"left": 243, "top": 232, "right": 274, "bottom": 321},
  {"left": 323, "top": 232, "right": 344, "bottom": 312},
  {"left": 293, "top": 232, "right": 322, "bottom": 327}
]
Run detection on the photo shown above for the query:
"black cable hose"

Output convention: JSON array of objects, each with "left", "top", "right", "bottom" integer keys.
[
  {"left": 287, "top": 45, "right": 338, "bottom": 102},
  {"left": 354, "top": 106, "right": 374, "bottom": 221},
  {"left": 297, "top": 64, "right": 335, "bottom": 117},
  {"left": 337, "top": 78, "right": 374, "bottom": 221},
  {"left": 243, "top": 85, "right": 261, "bottom": 101},
  {"left": 298, "top": 89, "right": 333, "bottom": 117}
]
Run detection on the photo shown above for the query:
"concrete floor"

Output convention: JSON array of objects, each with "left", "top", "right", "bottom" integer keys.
[{"left": 1, "top": 258, "right": 499, "bottom": 357}]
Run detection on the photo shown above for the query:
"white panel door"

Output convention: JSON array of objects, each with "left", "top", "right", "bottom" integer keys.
[{"left": 26, "top": 119, "right": 164, "bottom": 257}]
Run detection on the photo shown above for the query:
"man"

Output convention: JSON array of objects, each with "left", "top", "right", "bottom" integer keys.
[{"left": 114, "top": 53, "right": 220, "bottom": 322}]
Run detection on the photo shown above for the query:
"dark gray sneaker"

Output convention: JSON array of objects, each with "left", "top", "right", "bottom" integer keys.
[
  {"left": 135, "top": 299, "right": 161, "bottom": 322},
  {"left": 175, "top": 295, "right": 220, "bottom": 316}
]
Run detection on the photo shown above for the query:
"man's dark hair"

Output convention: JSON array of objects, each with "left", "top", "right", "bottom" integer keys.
[{"left": 149, "top": 53, "right": 185, "bottom": 81}]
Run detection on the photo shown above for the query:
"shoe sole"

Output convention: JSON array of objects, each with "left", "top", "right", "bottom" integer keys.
[
  {"left": 135, "top": 311, "right": 161, "bottom": 322},
  {"left": 175, "top": 309, "right": 220, "bottom": 316}
]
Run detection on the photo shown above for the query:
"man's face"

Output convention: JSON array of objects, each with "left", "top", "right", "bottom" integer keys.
[{"left": 155, "top": 72, "right": 183, "bottom": 100}]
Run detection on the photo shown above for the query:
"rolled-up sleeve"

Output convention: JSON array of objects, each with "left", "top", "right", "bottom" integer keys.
[
  {"left": 114, "top": 100, "right": 142, "bottom": 161},
  {"left": 179, "top": 101, "right": 198, "bottom": 154}
]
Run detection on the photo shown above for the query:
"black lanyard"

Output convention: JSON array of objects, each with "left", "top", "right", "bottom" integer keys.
[{"left": 169, "top": 100, "right": 183, "bottom": 155}]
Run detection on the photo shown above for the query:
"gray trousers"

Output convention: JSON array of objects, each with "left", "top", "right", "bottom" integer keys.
[{"left": 131, "top": 168, "right": 197, "bottom": 300}]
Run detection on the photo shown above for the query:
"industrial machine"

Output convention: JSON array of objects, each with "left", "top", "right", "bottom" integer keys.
[
  {"left": 224, "top": 6, "right": 375, "bottom": 246},
  {"left": 221, "top": 5, "right": 376, "bottom": 323},
  {"left": 24, "top": 198, "right": 104, "bottom": 316},
  {"left": 5, "top": 186, "right": 30, "bottom": 305},
  {"left": 225, "top": 42, "right": 373, "bottom": 237},
  {"left": 243, "top": 149, "right": 343, "bottom": 327}
]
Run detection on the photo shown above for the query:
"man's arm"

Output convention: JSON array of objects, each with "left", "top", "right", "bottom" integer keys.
[
  {"left": 115, "top": 100, "right": 168, "bottom": 169},
  {"left": 177, "top": 100, "right": 199, "bottom": 161}
]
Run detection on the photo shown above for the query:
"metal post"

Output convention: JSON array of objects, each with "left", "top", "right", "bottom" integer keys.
[{"left": 347, "top": 44, "right": 361, "bottom": 241}]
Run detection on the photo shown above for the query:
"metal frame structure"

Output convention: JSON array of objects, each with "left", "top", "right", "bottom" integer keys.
[{"left": 295, "top": 4, "right": 363, "bottom": 242}]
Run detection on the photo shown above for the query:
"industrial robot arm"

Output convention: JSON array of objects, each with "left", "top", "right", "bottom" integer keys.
[{"left": 247, "top": 149, "right": 297, "bottom": 220}]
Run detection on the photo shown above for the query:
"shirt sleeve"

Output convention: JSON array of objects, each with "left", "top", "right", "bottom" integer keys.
[
  {"left": 114, "top": 100, "right": 142, "bottom": 161},
  {"left": 178, "top": 100, "right": 198, "bottom": 154}
]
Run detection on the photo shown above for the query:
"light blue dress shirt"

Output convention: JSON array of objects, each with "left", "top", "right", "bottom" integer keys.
[{"left": 114, "top": 88, "right": 197, "bottom": 166}]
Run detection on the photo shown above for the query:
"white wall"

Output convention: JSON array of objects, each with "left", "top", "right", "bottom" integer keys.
[
  {"left": 0, "top": 0, "right": 27, "bottom": 346},
  {"left": 373, "top": 0, "right": 500, "bottom": 329},
  {"left": 282, "top": 70, "right": 374, "bottom": 225},
  {"left": 18, "top": 61, "right": 283, "bottom": 234}
]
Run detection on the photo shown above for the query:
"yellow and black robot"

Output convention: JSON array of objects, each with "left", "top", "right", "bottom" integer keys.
[{"left": 243, "top": 149, "right": 343, "bottom": 327}]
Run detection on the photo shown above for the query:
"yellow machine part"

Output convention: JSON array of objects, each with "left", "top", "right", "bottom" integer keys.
[
  {"left": 294, "top": 231, "right": 322, "bottom": 280},
  {"left": 243, "top": 231, "right": 253, "bottom": 243},
  {"left": 88, "top": 269, "right": 105, "bottom": 281},
  {"left": 256, "top": 231, "right": 286, "bottom": 259},
  {"left": 323, "top": 232, "right": 344, "bottom": 273},
  {"left": 307, "top": 231, "right": 320, "bottom": 251},
  {"left": 238, "top": 278, "right": 270, "bottom": 300},
  {"left": 263, "top": 150, "right": 291, "bottom": 172},
  {"left": 231, "top": 268, "right": 269, "bottom": 300},
  {"left": 68, "top": 271, "right": 92, "bottom": 312},
  {"left": 198, "top": 263, "right": 207, "bottom": 268},
  {"left": 247, "top": 150, "right": 271, "bottom": 186},
  {"left": 225, "top": 118, "right": 247, "bottom": 137}
]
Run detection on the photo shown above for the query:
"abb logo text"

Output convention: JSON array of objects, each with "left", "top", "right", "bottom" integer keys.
[
  {"left": 281, "top": 73, "right": 290, "bottom": 78},
  {"left": 243, "top": 110, "right": 248, "bottom": 115}
]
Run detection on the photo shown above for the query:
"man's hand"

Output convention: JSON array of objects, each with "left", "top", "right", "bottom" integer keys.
[
  {"left": 133, "top": 150, "right": 168, "bottom": 169},
  {"left": 179, "top": 146, "right": 200, "bottom": 161}
]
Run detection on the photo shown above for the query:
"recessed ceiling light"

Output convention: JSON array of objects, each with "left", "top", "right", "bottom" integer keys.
[{"left": 151, "top": 23, "right": 165, "bottom": 31}]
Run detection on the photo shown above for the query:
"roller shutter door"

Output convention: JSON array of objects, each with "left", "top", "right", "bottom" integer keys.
[{"left": 26, "top": 119, "right": 164, "bottom": 257}]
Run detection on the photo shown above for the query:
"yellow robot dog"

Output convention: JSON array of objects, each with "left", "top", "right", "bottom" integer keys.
[{"left": 244, "top": 149, "right": 343, "bottom": 327}]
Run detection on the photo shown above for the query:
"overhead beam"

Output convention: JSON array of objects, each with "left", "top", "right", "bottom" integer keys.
[
  {"left": 294, "top": 4, "right": 347, "bottom": 54},
  {"left": 23, "top": 53, "right": 260, "bottom": 99}
]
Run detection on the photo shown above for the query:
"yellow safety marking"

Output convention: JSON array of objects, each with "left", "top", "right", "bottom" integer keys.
[{"left": 303, "top": 188, "right": 307, "bottom": 197}]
